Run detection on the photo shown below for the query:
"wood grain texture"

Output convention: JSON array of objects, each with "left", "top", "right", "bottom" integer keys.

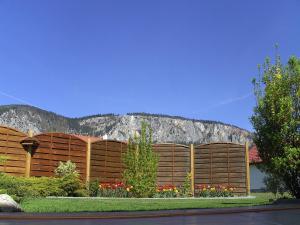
[
  {"left": 31, "top": 133, "right": 87, "bottom": 179},
  {"left": 194, "top": 143, "right": 247, "bottom": 195},
  {"left": 0, "top": 126, "right": 27, "bottom": 176},
  {"left": 90, "top": 140, "right": 126, "bottom": 182},
  {"left": 153, "top": 143, "right": 190, "bottom": 187}
]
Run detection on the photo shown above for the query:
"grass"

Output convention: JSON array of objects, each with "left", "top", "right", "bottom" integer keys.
[{"left": 20, "top": 193, "right": 280, "bottom": 213}]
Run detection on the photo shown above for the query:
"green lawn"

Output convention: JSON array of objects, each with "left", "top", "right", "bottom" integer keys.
[{"left": 21, "top": 193, "right": 281, "bottom": 213}]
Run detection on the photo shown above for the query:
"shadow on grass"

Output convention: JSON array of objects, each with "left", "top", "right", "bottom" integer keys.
[{"left": 221, "top": 202, "right": 268, "bottom": 205}]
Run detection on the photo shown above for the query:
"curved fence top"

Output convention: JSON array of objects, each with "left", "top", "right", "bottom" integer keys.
[
  {"left": 0, "top": 125, "right": 27, "bottom": 137},
  {"left": 92, "top": 139, "right": 128, "bottom": 145},
  {"left": 153, "top": 143, "right": 190, "bottom": 148},
  {"left": 72, "top": 134, "right": 102, "bottom": 143},
  {"left": 34, "top": 132, "right": 88, "bottom": 144},
  {"left": 195, "top": 142, "right": 245, "bottom": 148}
]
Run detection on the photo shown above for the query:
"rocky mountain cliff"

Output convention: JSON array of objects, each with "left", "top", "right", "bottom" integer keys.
[{"left": 0, "top": 105, "right": 252, "bottom": 145}]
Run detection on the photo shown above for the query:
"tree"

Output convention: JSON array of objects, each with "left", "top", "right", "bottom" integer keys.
[
  {"left": 251, "top": 53, "right": 300, "bottom": 198},
  {"left": 122, "top": 122, "right": 159, "bottom": 197}
]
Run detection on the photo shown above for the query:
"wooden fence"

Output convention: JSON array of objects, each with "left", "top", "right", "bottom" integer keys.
[
  {"left": 31, "top": 133, "right": 87, "bottom": 179},
  {"left": 194, "top": 143, "right": 249, "bottom": 195},
  {"left": 153, "top": 143, "right": 190, "bottom": 186},
  {"left": 89, "top": 143, "right": 191, "bottom": 187},
  {"left": 90, "top": 140, "right": 127, "bottom": 183},
  {"left": 0, "top": 125, "right": 250, "bottom": 195},
  {"left": 0, "top": 126, "right": 27, "bottom": 176}
]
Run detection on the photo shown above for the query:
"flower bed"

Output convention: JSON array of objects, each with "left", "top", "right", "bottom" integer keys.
[
  {"left": 98, "top": 182, "right": 133, "bottom": 198},
  {"left": 194, "top": 185, "right": 234, "bottom": 197},
  {"left": 153, "top": 184, "right": 180, "bottom": 198},
  {"left": 96, "top": 182, "right": 235, "bottom": 198}
]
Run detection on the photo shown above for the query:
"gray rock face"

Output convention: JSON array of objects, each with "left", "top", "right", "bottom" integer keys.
[
  {"left": 0, "top": 194, "right": 22, "bottom": 212},
  {"left": 0, "top": 105, "right": 252, "bottom": 145},
  {"left": 79, "top": 115, "right": 252, "bottom": 144}
]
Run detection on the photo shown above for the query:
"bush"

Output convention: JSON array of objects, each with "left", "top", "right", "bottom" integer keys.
[
  {"left": 264, "top": 174, "right": 287, "bottom": 198},
  {"left": 59, "top": 174, "right": 83, "bottom": 197},
  {"left": 54, "top": 160, "right": 85, "bottom": 196},
  {"left": 0, "top": 160, "right": 85, "bottom": 200},
  {"left": 73, "top": 188, "right": 89, "bottom": 197},
  {"left": 88, "top": 179, "right": 100, "bottom": 197},
  {"left": 0, "top": 189, "right": 7, "bottom": 194},
  {"left": 0, "top": 173, "right": 65, "bottom": 201},
  {"left": 122, "top": 122, "right": 159, "bottom": 198},
  {"left": 55, "top": 160, "right": 79, "bottom": 177}
]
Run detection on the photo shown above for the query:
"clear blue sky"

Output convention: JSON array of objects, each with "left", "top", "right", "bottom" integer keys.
[{"left": 0, "top": 0, "right": 299, "bottom": 131}]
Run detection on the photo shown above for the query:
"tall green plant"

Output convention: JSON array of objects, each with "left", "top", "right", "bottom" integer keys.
[
  {"left": 122, "top": 122, "right": 159, "bottom": 197},
  {"left": 251, "top": 53, "right": 300, "bottom": 198},
  {"left": 180, "top": 173, "right": 192, "bottom": 197}
]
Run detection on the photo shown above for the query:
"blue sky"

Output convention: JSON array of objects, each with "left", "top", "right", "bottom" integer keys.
[{"left": 0, "top": 0, "right": 299, "bottom": 131}]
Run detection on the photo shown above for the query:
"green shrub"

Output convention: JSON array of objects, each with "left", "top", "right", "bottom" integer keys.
[
  {"left": 122, "top": 122, "right": 159, "bottom": 198},
  {"left": 180, "top": 173, "right": 193, "bottom": 197},
  {"left": 21, "top": 177, "right": 64, "bottom": 198},
  {"left": 0, "top": 189, "right": 7, "bottom": 194},
  {"left": 54, "top": 160, "right": 85, "bottom": 196},
  {"left": 59, "top": 174, "right": 83, "bottom": 197},
  {"left": 264, "top": 174, "right": 287, "bottom": 198},
  {"left": 73, "top": 189, "right": 89, "bottom": 197},
  {"left": 55, "top": 160, "right": 79, "bottom": 177},
  {"left": 0, "top": 171, "right": 84, "bottom": 200},
  {"left": 0, "top": 173, "right": 65, "bottom": 201},
  {"left": 88, "top": 179, "right": 100, "bottom": 197},
  {"left": 0, "top": 160, "right": 85, "bottom": 200}
]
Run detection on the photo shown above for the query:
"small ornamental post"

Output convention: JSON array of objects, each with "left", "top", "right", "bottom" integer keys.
[{"left": 20, "top": 130, "right": 39, "bottom": 178}]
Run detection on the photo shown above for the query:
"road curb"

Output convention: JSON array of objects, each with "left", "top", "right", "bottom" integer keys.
[{"left": 0, "top": 204, "right": 299, "bottom": 220}]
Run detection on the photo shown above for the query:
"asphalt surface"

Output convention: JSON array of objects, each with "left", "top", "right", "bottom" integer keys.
[{"left": 0, "top": 209, "right": 300, "bottom": 225}]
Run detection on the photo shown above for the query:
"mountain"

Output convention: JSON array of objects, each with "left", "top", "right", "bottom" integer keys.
[{"left": 0, "top": 105, "right": 252, "bottom": 145}]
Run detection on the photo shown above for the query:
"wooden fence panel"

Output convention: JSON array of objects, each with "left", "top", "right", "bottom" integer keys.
[
  {"left": 153, "top": 143, "right": 190, "bottom": 187},
  {"left": 91, "top": 142, "right": 191, "bottom": 187},
  {"left": 194, "top": 143, "right": 247, "bottom": 195},
  {"left": 90, "top": 140, "right": 126, "bottom": 182},
  {"left": 0, "top": 126, "right": 27, "bottom": 176},
  {"left": 31, "top": 133, "right": 87, "bottom": 179}
]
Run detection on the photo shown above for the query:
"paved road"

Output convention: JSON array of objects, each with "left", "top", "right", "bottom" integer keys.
[{"left": 0, "top": 209, "right": 299, "bottom": 225}]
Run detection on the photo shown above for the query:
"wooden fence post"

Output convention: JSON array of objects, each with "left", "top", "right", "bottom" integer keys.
[
  {"left": 190, "top": 144, "right": 195, "bottom": 196},
  {"left": 86, "top": 138, "right": 91, "bottom": 184},
  {"left": 25, "top": 130, "right": 33, "bottom": 178},
  {"left": 245, "top": 142, "right": 250, "bottom": 196}
]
